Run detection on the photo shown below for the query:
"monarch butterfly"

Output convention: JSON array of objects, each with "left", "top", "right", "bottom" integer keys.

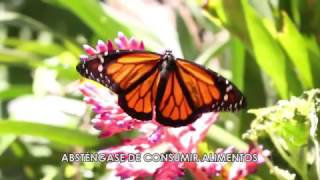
[{"left": 76, "top": 49, "right": 246, "bottom": 127}]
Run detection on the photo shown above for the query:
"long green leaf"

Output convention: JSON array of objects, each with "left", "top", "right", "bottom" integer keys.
[
  {"left": 240, "top": 53, "right": 266, "bottom": 134},
  {"left": 4, "top": 38, "right": 65, "bottom": 57},
  {"left": 0, "top": 135, "right": 16, "bottom": 156},
  {"left": 0, "top": 85, "right": 32, "bottom": 100},
  {"left": 0, "top": 120, "right": 107, "bottom": 147},
  {"left": 207, "top": 124, "right": 248, "bottom": 150},
  {"left": 230, "top": 37, "right": 245, "bottom": 90},
  {"left": 45, "top": 0, "right": 130, "bottom": 39},
  {"left": 305, "top": 36, "right": 320, "bottom": 87},
  {"left": 277, "top": 13, "right": 313, "bottom": 89},
  {"left": 0, "top": 10, "right": 81, "bottom": 56},
  {"left": 0, "top": 48, "right": 40, "bottom": 65}
]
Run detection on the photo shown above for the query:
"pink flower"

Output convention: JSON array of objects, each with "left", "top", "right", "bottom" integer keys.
[{"left": 78, "top": 32, "right": 270, "bottom": 179}]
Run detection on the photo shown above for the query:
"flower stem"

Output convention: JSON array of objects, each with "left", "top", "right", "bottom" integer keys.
[{"left": 207, "top": 124, "right": 247, "bottom": 150}]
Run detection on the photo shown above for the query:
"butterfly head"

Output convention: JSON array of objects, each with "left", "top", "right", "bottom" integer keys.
[{"left": 162, "top": 49, "right": 175, "bottom": 63}]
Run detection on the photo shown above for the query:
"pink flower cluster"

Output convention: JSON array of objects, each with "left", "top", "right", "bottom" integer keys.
[
  {"left": 78, "top": 32, "right": 270, "bottom": 179},
  {"left": 80, "top": 32, "right": 144, "bottom": 61}
]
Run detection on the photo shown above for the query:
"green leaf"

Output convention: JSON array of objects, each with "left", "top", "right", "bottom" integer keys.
[
  {"left": 4, "top": 38, "right": 65, "bottom": 57},
  {"left": 277, "top": 13, "right": 313, "bottom": 89},
  {"left": 240, "top": 52, "right": 266, "bottom": 134},
  {"left": 305, "top": 36, "right": 320, "bottom": 87},
  {"left": 290, "top": 0, "right": 301, "bottom": 27},
  {"left": 0, "top": 47, "right": 41, "bottom": 65},
  {"left": 206, "top": 0, "right": 302, "bottom": 98},
  {"left": 0, "top": 120, "right": 112, "bottom": 147},
  {"left": 230, "top": 37, "right": 245, "bottom": 90},
  {"left": 0, "top": 85, "right": 32, "bottom": 100},
  {"left": 176, "top": 11, "right": 199, "bottom": 60},
  {"left": 0, "top": 11, "right": 48, "bottom": 31},
  {"left": 0, "top": 135, "right": 16, "bottom": 156},
  {"left": 45, "top": 0, "right": 130, "bottom": 39},
  {"left": 278, "top": 119, "right": 309, "bottom": 147},
  {"left": 0, "top": 10, "right": 81, "bottom": 56},
  {"left": 207, "top": 124, "right": 248, "bottom": 150},
  {"left": 249, "top": 0, "right": 274, "bottom": 20}
]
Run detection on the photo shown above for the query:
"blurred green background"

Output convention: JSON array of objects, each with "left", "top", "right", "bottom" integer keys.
[{"left": 0, "top": 0, "right": 319, "bottom": 179}]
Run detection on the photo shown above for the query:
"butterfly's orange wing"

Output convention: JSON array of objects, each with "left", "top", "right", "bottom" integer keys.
[
  {"left": 155, "top": 70, "right": 195, "bottom": 126},
  {"left": 155, "top": 59, "right": 245, "bottom": 127},
  {"left": 77, "top": 51, "right": 161, "bottom": 121}
]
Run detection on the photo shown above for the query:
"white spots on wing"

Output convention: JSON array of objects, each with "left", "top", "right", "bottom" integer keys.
[
  {"left": 104, "top": 51, "right": 109, "bottom": 56},
  {"left": 85, "top": 69, "right": 89, "bottom": 75},
  {"left": 239, "top": 97, "right": 243, "bottom": 106},
  {"left": 98, "top": 64, "right": 103, "bottom": 72},
  {"left": 105, "top": 76, "right": 110, "bottom": 82},
  {"left": 224, "top": 94, "right": 228, "bottom": 101},
  {"left": 90, "top": 72, "right": 94, "bottom": 79},
  {"left": 226, "top": 85, "right": 232, "bottom": 92},
  {"left": 225, "top": 80, "right": 229, "bottom": 85},
  {"left": 98, "top": 55, "right": 104, "bottom": 63},
  {"left": 210, "top": 93, "right": 244, "bottom": 112}
]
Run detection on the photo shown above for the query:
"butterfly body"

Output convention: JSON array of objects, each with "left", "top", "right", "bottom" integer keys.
[{"left": 77, "top": 49, "right": 246, "bottom": 127}]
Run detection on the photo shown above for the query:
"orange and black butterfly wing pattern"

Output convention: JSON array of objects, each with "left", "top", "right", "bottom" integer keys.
[
  {"left": 155, "top": 59, "right": 246, "bottom": 127},
  {"left": 155, "top": 69, "right": 196, "bottom": 127},
  {"left": 117, "top": 66, "right": 160, "bottom": 121},
  {"left": 77, "top": 50, "right": 161, "bottom": 121},
  {"left": 77, "top": 50, "right": 246, "bottom": 127},
  {"left": 176, "top": 59, "right": 246, "bottom": 111}
]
